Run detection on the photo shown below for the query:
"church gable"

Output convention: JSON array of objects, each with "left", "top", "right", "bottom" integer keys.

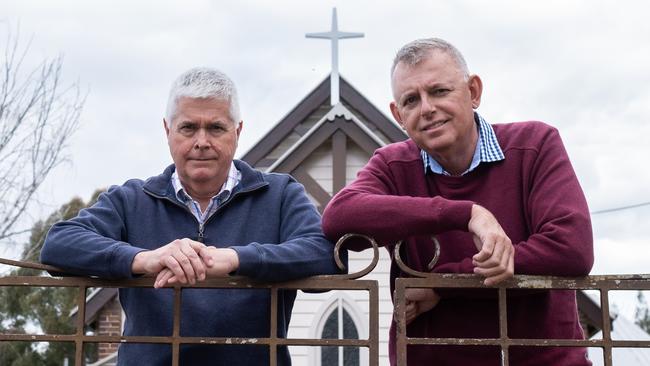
[
  {"left": 240, "top": 75, "right": 406, "bottom": 211},
  {"left": 241, "top": 75, "right": 406, "bottom": 171}
]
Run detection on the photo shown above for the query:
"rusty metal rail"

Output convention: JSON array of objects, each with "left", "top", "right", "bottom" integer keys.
[
  {"left": 2, "top": 234, "right": 650, "bottom": 366},
  {"left": 0, "top": 275, "right": 379, "bottom": 365},
  {"left": 0, "top": 234, "right": 379, "bottom": 366},
  {"left": 392, "top": 239, "right": 650, "bottom": 366}
]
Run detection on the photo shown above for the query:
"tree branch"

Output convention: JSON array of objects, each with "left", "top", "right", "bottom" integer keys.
[{"left": 0, "top": 25, "right": 86, "bottom": 244}]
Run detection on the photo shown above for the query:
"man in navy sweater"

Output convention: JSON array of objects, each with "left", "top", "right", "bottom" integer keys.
[{"left": 40, "top": 67, "right": 342, "bottom": 365}]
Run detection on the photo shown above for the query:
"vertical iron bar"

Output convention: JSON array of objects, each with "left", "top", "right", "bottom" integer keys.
[
  {"left": 368, "top": 281, "right": 379, "bottom": 366},
  {"left": 74, "top": 285, "right": 87, "bottom": 366},
  {"left": 270, "top": 287, "right": 278, "bottom": 366},
  {"left": 600, "top": 289, "right": 613, "bottom": 366},
  {"left": 337, "top": 297, "right": 344, "bottom": 366},
  {"left": 395, "top": 279, "right": 407, "bottom": 366},
  {"left": 332, "top": 130, "right": 347, "bottom": 193},
  {"left": 172, "top": 286, "right": 182, "bottom": 366},
  {"left": 498, "top": 287, "right": 509, "bottom": 366}
]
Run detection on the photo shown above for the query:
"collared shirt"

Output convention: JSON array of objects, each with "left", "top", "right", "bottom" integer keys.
[
  {"left": 421, "top": 113, "right": 505, "bottom": 176},
  {"left": 171, "top": 162, "right": 241, "bottom": 224}
]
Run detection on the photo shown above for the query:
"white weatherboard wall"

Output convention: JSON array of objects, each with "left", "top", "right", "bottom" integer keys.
[
  {"left": 288, "top": 248, "right": 393, "bottom": 366},
  {"left": 346, "top": 143, "right": 371, "bottom": 185},
  {"left": 288, "top": 143, "right": 394, "bottom": 366},
  {"left": 300, "top": 140, "right": 333, "bottom": 195}
]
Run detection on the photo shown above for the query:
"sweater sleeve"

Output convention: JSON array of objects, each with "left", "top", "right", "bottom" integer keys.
[
  {"left": 40, "top": 186, "right": 145, "bottom": 279},
  {"left": 512, "top": 127, "right": 593, "bottom": 276},
  {"left": 322, "top": 150, "right": 473, "bottom": 251},
  {"left": 231, "top": 178, "right": 345, "bottom": 281},
  {"left": 434, "top": 127, "right": 593, "bottom": 278}
]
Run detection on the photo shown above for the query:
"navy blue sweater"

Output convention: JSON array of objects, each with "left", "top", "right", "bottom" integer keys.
[{"left": 41, "top": 160, "right": 342, "bottom": 365}]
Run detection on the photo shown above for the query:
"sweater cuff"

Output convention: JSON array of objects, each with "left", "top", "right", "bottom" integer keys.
[
  {"left": 230, "top": 244, "right": 262, "bottom": 278},
  {"left": 113, "top": 244, "right": 147, "bottom": 278}
]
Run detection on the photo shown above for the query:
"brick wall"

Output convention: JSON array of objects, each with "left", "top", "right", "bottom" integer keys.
[{"left": 96, "top": 296, "right": 122, "bottom": 361}]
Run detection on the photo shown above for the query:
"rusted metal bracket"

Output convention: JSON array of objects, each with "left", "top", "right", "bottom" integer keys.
[{"left": 393, "top": 236, "right": 440, "bottom": 277}]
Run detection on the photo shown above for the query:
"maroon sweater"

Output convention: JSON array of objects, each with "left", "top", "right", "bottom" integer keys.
[{"left": 322, "top": 121, "right": 594, "bottom": 366}]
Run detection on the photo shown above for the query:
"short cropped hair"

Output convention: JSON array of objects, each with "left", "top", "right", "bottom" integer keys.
[
  {"left": 391, "top": 38, "right": 470, "bottom": 79},
  {"left": 165, "top": 67, "right": 241, "bottom": 125}
]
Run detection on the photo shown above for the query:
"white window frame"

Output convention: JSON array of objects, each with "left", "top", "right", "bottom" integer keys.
[{"left": 309, "top": 291, "right": 368, "bottom": 366}]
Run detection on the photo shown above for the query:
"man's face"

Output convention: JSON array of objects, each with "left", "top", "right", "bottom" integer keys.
[
  {"left": 390, "top": 50, "right": 482, "bottom": 159},
  {"left": 165, "top": 97, "right": 242, "bottom": 189}
]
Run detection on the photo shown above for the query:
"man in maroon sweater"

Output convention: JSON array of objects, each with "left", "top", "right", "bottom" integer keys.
[{"left": 322, "top": 38, "right": 593, "bottom": 365}]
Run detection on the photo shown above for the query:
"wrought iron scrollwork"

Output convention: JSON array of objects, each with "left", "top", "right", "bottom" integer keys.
[
  {"left": 393, "top": 236, "right": 441, "bottom": 277},
  {"left": 332, "top": 233, "right": 380, "bottom": 280}
]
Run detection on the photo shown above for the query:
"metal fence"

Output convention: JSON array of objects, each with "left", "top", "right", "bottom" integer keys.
[
  {"left": 389, "top": 239, "right": 650, "bottom": 366},
  {"left": 0, "top": 234, "right": 379, "bottom": 366},
  {"left": 394, "top": 273, "right": 650, "bottom": 366},
  {"left": 2, "top": 235, "right": 650, "bottom": 366}
]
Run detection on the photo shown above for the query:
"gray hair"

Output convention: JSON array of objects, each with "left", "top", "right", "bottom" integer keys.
[
  {"left": 165, "top": 67, "right": 241, "bottom": 125},
  {"left": 390, "top": 38, "right": 470, "bottom": 79}
]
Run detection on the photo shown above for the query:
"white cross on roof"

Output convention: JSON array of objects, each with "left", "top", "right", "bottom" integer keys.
[{"left": 306, "top": 8, "right": 364, "bottom": 106}]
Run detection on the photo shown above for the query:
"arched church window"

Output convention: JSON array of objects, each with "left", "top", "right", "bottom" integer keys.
[{"left": 320, "top": 303, "right": 360, "bottom": 366}]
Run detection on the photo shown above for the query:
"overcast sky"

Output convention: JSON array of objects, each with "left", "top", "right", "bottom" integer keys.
[{"left": 3, "top": 0, "right": 650, "bottom": 314}]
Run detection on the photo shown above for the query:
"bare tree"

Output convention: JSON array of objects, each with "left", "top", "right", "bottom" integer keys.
[{"left": 0, "top": 26, "right": 85, "bottom": 243}]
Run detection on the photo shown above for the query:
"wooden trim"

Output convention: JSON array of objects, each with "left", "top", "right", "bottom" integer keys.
[
  {"left": 341, "top": 119, "right": 384, "bottom": 155},
  {"left": 70, "top": 287, "right": 119, "bottom": 325},
  {"left": 576, "top": 290, "right": 610, "bottom": 331},
  {"left": 292, "top": 166, "right": 332, "bottom": 212},
  {"left": 332, "top": 130, "right": 347, "bottom": 193},
  {"left": 272, "top": 119, "right": 340, "bottom": 174},
  {"left": 272, "top": 117, "right": 383, "bottom": 175},
  {"left": 254, "top": 157, "right": 276, "bottom": 168},
  {"left": 242, "top": 75, "right": 408, "bottom": 169}
]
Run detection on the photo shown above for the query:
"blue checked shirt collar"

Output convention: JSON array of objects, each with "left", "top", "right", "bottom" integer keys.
[
  {"left": 422, "top": 113, "right": 504, "bottom": 175},
  {"left": 171, "top": 162, "right": 241, "bottom": 224}
]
